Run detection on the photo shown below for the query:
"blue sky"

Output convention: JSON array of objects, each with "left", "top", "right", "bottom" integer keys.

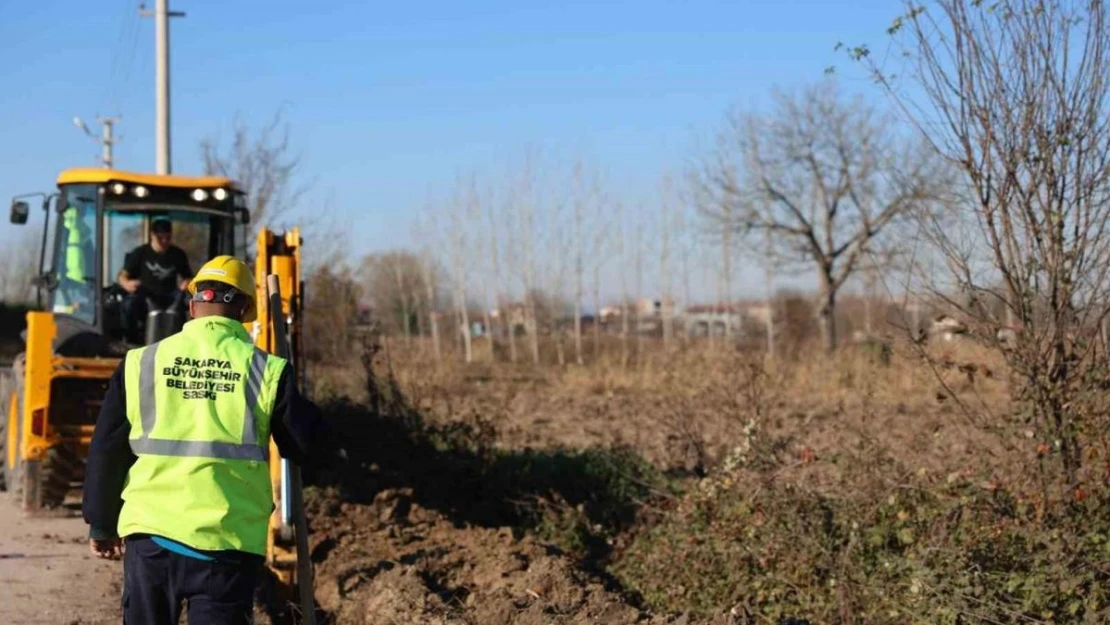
[{"left": 0, "top": 0, "right": 902, "bottom": 297}]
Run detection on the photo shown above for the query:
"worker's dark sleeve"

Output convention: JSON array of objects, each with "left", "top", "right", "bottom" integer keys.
[
  {"left": 82, "top": 362, "right": 137, "bottom": 540},
  {"left": 174, "top": 246, "right": 194, "bottom": 279},
  {"left": 122, "top": 247, "right": 141, "bottom": 278},
  {"left": 269, "top": 365, "right": 328, "bottom": 465}
]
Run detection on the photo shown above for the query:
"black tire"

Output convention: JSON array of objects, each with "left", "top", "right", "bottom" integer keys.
[
  {"left": 39, "top": 445, "right": 80, "bottom": 508},
  {"left": 21, "top": 444, "right": 78, "bottom": 512}
]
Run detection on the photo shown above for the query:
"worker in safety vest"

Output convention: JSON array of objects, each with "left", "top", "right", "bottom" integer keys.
[
  {"left": 61, "top": 206, "right": 92, "bottom": 284},
  {"left": 82, "top": 255, "right": 327, "bottom": 625},
  {"left": 52, "top": 205, "right": 95, "bottom": 315}
]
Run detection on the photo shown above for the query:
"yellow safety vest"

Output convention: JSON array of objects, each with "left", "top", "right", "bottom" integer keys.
[
  {"left": 118, "top": 316, "right": 287, "bottom": 555},
  {"left": 62, "top": 208, "right": 88, "bottom": 283}
]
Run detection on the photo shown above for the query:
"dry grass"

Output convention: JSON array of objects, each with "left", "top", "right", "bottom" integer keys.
[{"left": 310, "top": 335, "right": 1014, "bottom": 479}]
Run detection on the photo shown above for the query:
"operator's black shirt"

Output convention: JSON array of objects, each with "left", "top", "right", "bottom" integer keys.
[
  {"left": 123, "top": 244, "right": 194, "bottom": 297},
  {"left": 81, "top": 357, "right": 328, "bottom": 543}
]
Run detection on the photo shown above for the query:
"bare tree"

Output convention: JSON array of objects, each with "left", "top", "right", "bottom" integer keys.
[
  {"left": 359, "top": 250, "right": 445, "bottom": 341},
  {"left": 498, "top": 154, "right": 541, "bottom": 365},
  {"left": 764, "top": 229, "right": 777, "bottom": 357},
  {"left": 590, "top": 199, "right": 613, "bottom": 358},
  {"left": 564, "top": 158, "right": 610, "bottom": 365},
  {"left": 549, "top": 190, "right": 573, "bottom": 367},
  {"left": 515, "top": 157, "right": 543, "bottom": 366},
  {"left": 571, "top": 162, "right": 587, "bottom": 365},
  {"left": 634, "top": 217, "right": 646, "bottom": 357},
  {"left": 448, "top": 181, "right": 475, "bottom": 364},
  {"left": 394, "top": 259, "right": 412, "bottom": 343},
  {"left": 478, "top": 182, "right": 498, "bottom": 359},
  {"left": 854, "top": 0, "right": 1110, "bottom": 476},
  {"left": 719, "top": 203, "right": 734, "bottom": 343},
  {"left": 303, "top": 254, "right": 362, "bottom": 365},
  {"left": 0, "top": 236, "right": 39, "bottom": 304},
  {"left": 675, "top": 189, "right": 694, "bottom": 344},
  {"left": 591, "top": 244, "right": 605, "bottom": 357},
  {"left": 696, "top": 78, "right": 941, "bottom": 353},
  {"left": 410, "top": 208, "right": 447, "bottom": 361},
  {"left": 421, "top": 248, "right": 443, "bottom": 362},
  {"left": 200, "top": 109, "right": 309, "bottom": 238},
  {"left": 572, "top": 162, "right": 586, "bottom": 365},
  {"left": 616, "top": 200, "right": 631, "bottom": 366},
  {"left": 660, "top": 175, "right": 676, "bottom": 348}
]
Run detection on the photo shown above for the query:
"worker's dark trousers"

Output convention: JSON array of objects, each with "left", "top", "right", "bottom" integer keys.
[{"left": 122, "top": 536, "right": 262, "bottom": 625}]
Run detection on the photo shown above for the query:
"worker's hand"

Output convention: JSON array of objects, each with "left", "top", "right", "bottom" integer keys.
[{"left": 90, "top": 537, "right": 123, "bottom": 560}]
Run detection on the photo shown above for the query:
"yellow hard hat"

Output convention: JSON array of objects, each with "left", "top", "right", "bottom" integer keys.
[{"left": 189, "top": 255, "right": 257, "bottom": 323}]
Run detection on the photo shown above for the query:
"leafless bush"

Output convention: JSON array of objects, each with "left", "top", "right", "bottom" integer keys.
[
  {"left": 0, "top": 235, "right": 39, "bottom": 304},
  {"left": 303, "top": 260, "right": 362, "bottom": 366},
  {"left": 854, "top": 0, "right": 1110, "bottom": 479}
]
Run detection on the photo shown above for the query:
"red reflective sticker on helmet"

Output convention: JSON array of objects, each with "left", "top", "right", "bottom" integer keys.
[{"left": 200, "top": 289, "right": 215, "bottom": 302}]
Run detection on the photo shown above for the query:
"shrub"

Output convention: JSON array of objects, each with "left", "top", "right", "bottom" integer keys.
[{"left": 613, "top": 418, "right": 1110, "bottom": 624}]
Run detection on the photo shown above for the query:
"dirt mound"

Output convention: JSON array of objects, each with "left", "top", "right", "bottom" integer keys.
[{"left": 307, "top": 488, "right": 689, "bottom": 625}]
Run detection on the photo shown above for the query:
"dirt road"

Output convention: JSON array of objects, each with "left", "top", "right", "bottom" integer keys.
[{"left": 0, "top": 494, "right": 122, "bottom": 625}]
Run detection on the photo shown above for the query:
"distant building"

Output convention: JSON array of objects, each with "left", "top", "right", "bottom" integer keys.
[
  {"left": 929, "top": 314, "right": 968, "bottom": 342},
  {"left": 683, "top": 303, "right": 744, "bottom": 338}
]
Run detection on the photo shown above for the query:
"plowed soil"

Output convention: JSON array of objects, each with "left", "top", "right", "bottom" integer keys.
[{"left": 304, "top": 488, "right": 690, "bottom": 625}]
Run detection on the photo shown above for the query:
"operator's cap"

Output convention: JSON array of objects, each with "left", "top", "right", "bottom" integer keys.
[
  {"left": 189, "top": 255, "right": 257, "bottom": 323},
  {"left": 152, "top": 218, "right": 173, "bottom": 233}
]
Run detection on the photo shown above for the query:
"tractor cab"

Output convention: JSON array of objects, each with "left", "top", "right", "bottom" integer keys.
[{"left": 9, "top": 168, "right": 250, "bottom": 356}]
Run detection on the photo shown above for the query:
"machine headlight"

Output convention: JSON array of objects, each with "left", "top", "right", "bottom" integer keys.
[
  {"left": 213, "top": 188, "right": 229, "bottom": 201},
  {"left": 111, "top": 183, "right": 126, "bottom": 195},
  {"left": 191, "top": 188, "right": 209, "bottom": 202},
  {"left": 133, "top": 185, "right": 149, "bottom": 198}
]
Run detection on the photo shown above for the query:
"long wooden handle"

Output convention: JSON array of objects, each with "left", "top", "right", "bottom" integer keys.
[{"left": 266, "top": 274, "right": 317, "bottom": 625}]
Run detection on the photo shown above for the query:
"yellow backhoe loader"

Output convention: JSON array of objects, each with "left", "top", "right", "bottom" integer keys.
[{"left": 1, "top": 167, "right": 308, "bottom": 599}]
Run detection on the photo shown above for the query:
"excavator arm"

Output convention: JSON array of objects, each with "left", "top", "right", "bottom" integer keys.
[{"left": 252, "top": 227, "right": 305, "bottom": 591}]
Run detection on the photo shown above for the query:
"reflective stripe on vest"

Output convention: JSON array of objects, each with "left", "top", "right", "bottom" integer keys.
[{"left": 131, "top": 341, "right": 270, "bottom": 462}]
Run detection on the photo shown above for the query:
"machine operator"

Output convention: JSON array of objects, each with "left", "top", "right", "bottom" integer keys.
[{"left": 117, "top": 218, "right": 194, "bottom": 340}]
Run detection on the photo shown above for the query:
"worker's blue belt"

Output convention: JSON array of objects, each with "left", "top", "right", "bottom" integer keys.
[{"left": 150, "top": 536, "right": 216, "bottom": 562}]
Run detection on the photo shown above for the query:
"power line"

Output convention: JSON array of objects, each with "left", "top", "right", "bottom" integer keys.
[{"left": 100, "top": 0, "right": 140, "bottom": 114}]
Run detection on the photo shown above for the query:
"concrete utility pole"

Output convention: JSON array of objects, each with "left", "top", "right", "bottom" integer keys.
[
  {"left": 140, "top": 0, "right": 185, "bottom": 174},
  {"left": 74, "top": 116, "right": 121, "bottom": 169}
]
